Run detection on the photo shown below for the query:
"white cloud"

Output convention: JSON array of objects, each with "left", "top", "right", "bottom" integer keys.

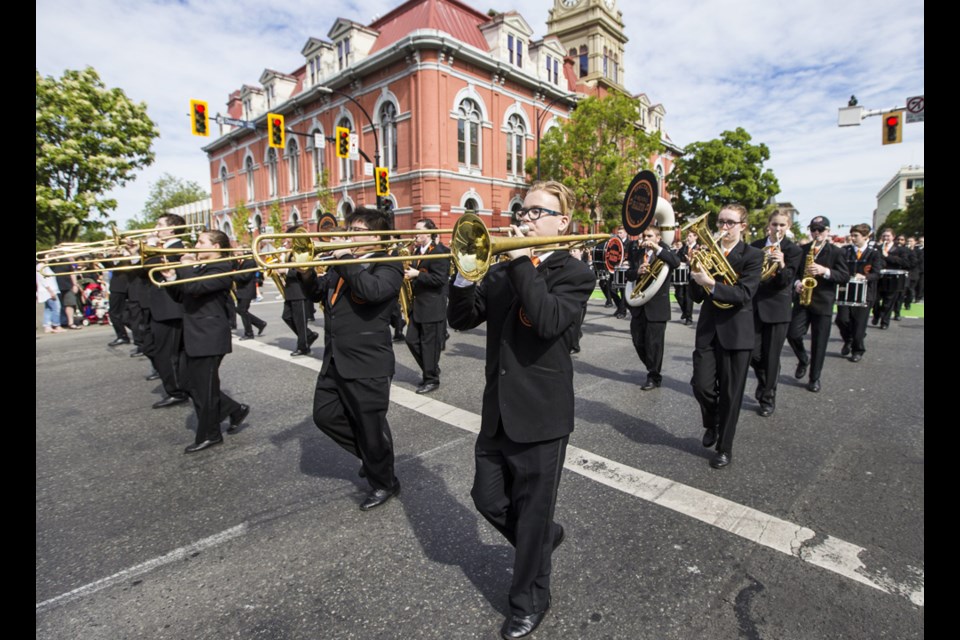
[{"left": 37, "top": 0, "right": 923, "bottom": 230}]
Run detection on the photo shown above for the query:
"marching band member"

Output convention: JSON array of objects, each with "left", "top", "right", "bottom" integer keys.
[
  {"left": 787, "top": 216, "right": 849, "bottom": 392},
  {"left": 448, "top": 181, "right": 595, "bottom": 639},
  {"left": 749, "top": 212, "right": 802, "bottom": 417},
  {"left": 403, "top": 219, "right": 450, "bottom": 394},
  {"left": 280, "top": 225, "right": 319, "bottom": 356},
  {"left": 233, "top": 248, "right": 267, "bottom": 340},
  {"left": 611, "top": 225, "right": 629, "bottom": 319},
  {"left": 835, "top": 224, "right": 883, "bottom": 362},
  {"left": 624, "top": 225, "right": 680, "bottom": 390},
  {"left": 872, "top": 228, "right": 912, "bottom": 328},
  {"left": 675, "top": 230, "right": 698, "bottom": 326},
  {"left": 306, "top": 208, "right": 404, "bottom": 511},
  {"left": 690, "top": 204, "right": 763, "bottom": 469}
]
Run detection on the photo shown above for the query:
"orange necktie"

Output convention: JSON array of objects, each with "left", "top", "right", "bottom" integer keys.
[
  {"left": 330, "top": 277, "right": 344, "bottom": 305},
  {"left": 531, "top": 256, "right": 541, "bottom": 267},
  {"left": 857, "top": 250, "right": 862, "bottom": 260}
]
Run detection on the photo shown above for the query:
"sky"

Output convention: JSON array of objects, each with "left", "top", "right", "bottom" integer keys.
[{"left": 36, "top": 0, "right": 924, "bottom": 231}]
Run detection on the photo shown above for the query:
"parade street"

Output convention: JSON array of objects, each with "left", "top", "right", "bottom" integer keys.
[{"left": 36, "top": 289, "right": 924, "bottom": 640}]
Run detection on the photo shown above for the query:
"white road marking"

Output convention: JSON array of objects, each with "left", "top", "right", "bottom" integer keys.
[{"left": 36, "top": 524, "right": 248, "bottom": 612}]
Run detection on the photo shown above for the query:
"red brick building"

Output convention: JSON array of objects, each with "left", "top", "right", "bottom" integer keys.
[{"left": 203, "top": 0, "right": 679, "bottom": 237}]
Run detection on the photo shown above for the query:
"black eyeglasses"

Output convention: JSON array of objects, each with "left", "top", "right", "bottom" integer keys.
[
  {"left": 347, "top": 226, "right": 370, "bottom": 233},
  {"left": 809, "top": 226, "right": 826, "bottom": 233},
  {"left": 717, "top": 219, "right": 742, "bottom": 227},
  {"left": 517, "top": 206, "right": 562, "bottom": 221}
]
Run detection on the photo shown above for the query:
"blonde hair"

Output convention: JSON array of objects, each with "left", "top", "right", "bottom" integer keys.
[{"left": 528, "top": 180, "right": 575, "bottom": 217}]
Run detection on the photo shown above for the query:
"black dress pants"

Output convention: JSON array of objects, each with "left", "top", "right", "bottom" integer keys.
[
  {"left": 405, "top": 319, "right": 443, "bottom": 385},
  {"left": 675, "top": 284, "right": 693, "bottom": 321},
  {"left": 150, "top": 319, "right": 184, "bottom": 398},
  {"left": 835, "top": 305, "right": 869, "bottom": 355},
  {"left": 313, "top": 359, "right": 398, "bottom": 492},
  {"left": 237, "top": 296, "right": 266, "bottom": 336},
  {"left": 472, "top": 424, "right": 567, "bottom": 617},
  {"left": 750, "top": 321, "right": 789, "bottom": 407},
  {"left": 108, "top": 291, "right": 129, "bottom": 340},
  {"left": 630, "top": 313, "right": 666, "bottom": 382},
  {"left": 282, "top": 299, "right": 312, "bottom": 351},
  {"left": 788, "top": 308, "right": 833, "bottom": 382},
  {"left": 692, "top": 341, "right": 751, "bottom": 454},
  {"left": 181, "top": 353, "right": 240, "bottom": 444}
]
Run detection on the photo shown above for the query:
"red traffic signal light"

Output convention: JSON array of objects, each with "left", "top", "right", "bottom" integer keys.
[
  {"left": 267, "top": 113, "right": 285, "bottom": 149},
  {"left": 882, "top": 110, "right": 903, "bottom": 145},
  {"left": 190, "top": 99, "right": 209, "bottom": 137},
  {"left": 375, "top": 167, "right": 390, "bottom": 197},
  {"left": 335, "top": 126, "right": 351, "bottom": 159}
]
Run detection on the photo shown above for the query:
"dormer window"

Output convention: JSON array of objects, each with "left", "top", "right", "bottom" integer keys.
[
  {"left": 545, "top": 55, "right": 559, "bottom": 84},
  {"left": 337, "top": 37, "right": 351, "bottom": 70},
  {"left": 243, "top": 98, "right": 252, "bottom": 120},
  {"left": 508, "top": 35, "right": 523, "bottom": 68},
  {"left": 266, "top": 85, "right": 275, "bottom": 109}
]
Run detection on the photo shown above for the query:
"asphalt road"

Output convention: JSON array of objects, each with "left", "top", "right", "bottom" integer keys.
[{"left": 36, "top": 285, "right": 924, "bottom": 639}]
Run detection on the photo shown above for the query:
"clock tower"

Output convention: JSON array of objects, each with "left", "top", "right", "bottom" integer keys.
[{"left": 546, "top": 0, "right": 627, "bottom": 90}]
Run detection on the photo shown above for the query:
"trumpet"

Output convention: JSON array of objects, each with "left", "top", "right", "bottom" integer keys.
[
  {"left": 681, "top": 213, "right": 739, "bottom": 309},
  {"left": 760, "top": 228, "right": 783, "bottom": 282}
]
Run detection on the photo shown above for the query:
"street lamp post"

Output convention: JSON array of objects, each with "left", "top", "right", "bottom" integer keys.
[
  {"left": 535, "top": 92, "right": 576, "bottom": 181},
  {"left": 317, "top": 86, "right": 383, "bottom": 211}
]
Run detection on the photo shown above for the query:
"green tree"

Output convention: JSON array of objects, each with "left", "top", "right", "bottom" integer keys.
[
  {"left": 268, "top": 202, "right": 284, "bottom": 233},
  {"left": 232, "top": 202, "right": 252, "bottom": 246},
  {"left": 667, "top": 127, "right": 780, "bottom": 226},
  {"left": 527, "top": 94, "right": 662, "bottom": 230},
  {"left": 883, "top": 187, "right": 924, "bottom": 237},
  {"left": 36, "top": 67, "right": 158, "bottom": 246},
  {"left": 315, "top": 169, "right": 337, "bottom": 219},
  {"left": 129, "top": 173, "right": 209, "bottom": 229}
]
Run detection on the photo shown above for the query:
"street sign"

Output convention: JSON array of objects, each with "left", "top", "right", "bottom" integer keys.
[
  {"left": 349, "top": 133, "right": 359, "bottom": 161},
  {"left": 905, "top": 95, "right": 924, "bottom": 123},
  {"left": 314, "top": 132, "right": 326, "bottom": 149},
  {"left": 838, "top": 105, "right": 863, "bottom": 127},
  {"left": 216, "top": 115, "right": 258, "bottom": 130},
  {"left": 364, "top": 162, "right": 374, "bottom": 177}
]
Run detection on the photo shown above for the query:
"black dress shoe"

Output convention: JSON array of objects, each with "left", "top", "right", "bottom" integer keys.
[
  {"left": 358, "top": 466, "right": 367, "bottom": 478},
  {"left": 359, "top": 483, "right": 400, "bottom": 511},
  {"left": 710, "top": 451, "right": 732, "bottom": 469},
  {"left": 807, "top": 379, "right": 821, "bottom": 392},
  {"left": 130, "top": 350, "right": 145, "bottom": 358},
  {"left": 604, "top": 300, "right": 613, "bottom": 308},
  {"left": 501, "top": 604, "right": 550, "bottom": 639},
  {"left": 684, "top": 318, "right": 693, "bottom": 326},
  {"left": 108, "top": 338, "right": 130, "bottom": 347},
  {"left": 184, "top": 435, "right": 223, "bottom": 454},
  {"left": 640, "top": 378, "right": 661, "bottom": 391},
  {"left": 226, "top": 404, "right": 250, "bottom": 433},
  {"left": 416, "top": 382, "right": 440, "bottom": 395},
  {"left": 702, "top": 427, "right": 718, "bottom": 448},
  {"left": 795, "top": 362, "right": 808, "bottom": 379},
  {"left": 290, "top": 348, "right": 311, "bottom": 357},
  {"left": 153, "top": 395, "right": 189, "bottom": 408},
  {"left": 552, "top": 524, "right": 565, "bottom": 551},
  {"left": 392, "top": 334, "right": 405, "bottom": 343},
  {"left": 145, "top": 371, "right": 160, "bottom": 381},
  {"left": 841, "top": 342, "right": 851, "bottom": 356},
  {"left": 570, "top": 346, "right": 580, "bottom": 354},
  {"left": 758, "top": 404, "right": 775, "bottom": 418},
  {"left": 257, "top": 322, "right": 267, "bottom": 336},
  {"left": 871, "top": 315, "right": 879, "bottom": 325},
  {"left": 880, "top": 324, "right": 889, "bottom": 330},
  {"left": 307, "top": 331, "right": 319, "bottom": 346},
  {"left": 239, "top": 334, "right": 255, "bottom": 341},
  {"left": 850, "top": 354, "right": 863, "bottom": 363},
  {"left": 893, "top": 316, "right": 902, "bottom": 321}
]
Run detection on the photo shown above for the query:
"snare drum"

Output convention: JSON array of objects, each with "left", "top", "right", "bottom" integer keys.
[
  {"left": 836, "top": 278, "right": 868, "bottom": 307},
  {"left": 878, "top": 269, "right": 908, "bottom": 295},
  {"left": 613, "top": 265, "right": 629, "bottom": 288},
  {"left": 672, "top": 264, "right": 690, "bottom": 286}
]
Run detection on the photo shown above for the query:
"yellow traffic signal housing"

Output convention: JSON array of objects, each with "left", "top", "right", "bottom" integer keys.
[
  {"left": 190, "top": 99, "right": 209, "bottom": 137},
  {"left": 268, "top": 113, "right": 285, "bottom": 149},
  {"left": 336, "top": 126, "right": 351, "bottom": 159},
  {"left": 375, "top": 167, "right": 390, "bottom": 197},
  {"left": 882, "top": 110, "right": 903, "bottom": 145}
]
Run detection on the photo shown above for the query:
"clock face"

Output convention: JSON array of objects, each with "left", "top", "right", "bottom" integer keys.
[
  {"left": 604, "top": 0, "right": 615, "bottom": 8},
  {"left": 560, "top": 0, "right": 579, "bottom": 7}
]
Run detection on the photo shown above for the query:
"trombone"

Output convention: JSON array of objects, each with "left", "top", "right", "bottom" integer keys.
[
  {"left": 254, "top": 213, "right": 609, "bottom": 282},
  {"left": 38, "top": 222, "right": 206, "bottom": 264}
]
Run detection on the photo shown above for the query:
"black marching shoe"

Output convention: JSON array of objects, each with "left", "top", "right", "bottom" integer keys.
[
  {"left": 130, "top": 350, "right": 146, "bottom": 358},
  {"left": 290, "top": 348, "right": 311, "bottom": 357},
  {"left": 153, "top": 395, "right": 189, "bottom": 409},
  {"left": 850, "top": 354, "right": 863, "bottom": 363},
  {"left": 871, "top": 315, "right": 879, "bottom": 326},
  {"left": 894, "top": 315, "right": 902, "bottom": 321},
  {"left": 795, "top": 362, "right": 808, "bottom": 379},
  {"left": 710, "top": 451, "right": 732, "bottom": 469},
  {"left": 184, "top": 435, "right": 224, "bottom": 454},
  {"left": 758, "top": 404, "right": 775, "bottom": 418},
  {"left": 552, "top": 524, "right": 565, "bottom": 551},
  {"left": 145, "top": 371, "right": 160, "bottom": 381},
  {"left": 257, "top": 322, "right": 267, "bottom": 336},
  {"left": 640, "top": 378, "right": 661, "bottom": 391},
  {"left": 807, "top": 379, "right": 821, "bottom": 393},
  {"left": 702, "top": 427, "right": 718, "bottom": 449},
  {"left": 416, "top": 382, "right": 440, "bottom": 395},
  {"left": 307, "top": 331, "right": 319, "bottom": 347},
  {"left": 108, "top": 338, "right": 130, "bottom": 347},
  {"left": 360, "top": 483, "right": 400, "bottom": 511},
  {"left": 501, "top": 602, "right": 550, "bottom": 639},
  {"left": 226, "top": 404, "right": 250, "bottom": 433},
  {"left": 239, "top": 334, "right": 255, "bottom": 341},
  {"left": 392, "top": 333, "right": 405, "bottom": 343},
  {"left": 841, "top": 342, "right": 851, "bottom": 356}
]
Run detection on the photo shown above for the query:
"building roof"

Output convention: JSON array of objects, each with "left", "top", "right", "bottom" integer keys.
[{"left": 369, "top": 0, "right": 491, "bottom": 54}]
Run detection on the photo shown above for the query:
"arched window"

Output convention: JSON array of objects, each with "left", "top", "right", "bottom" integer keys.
[
  {"left": 505, "top": 114, "right": 525, "bottom": 176},
  {"left": 267, "top": 148, "right": 279, "bottom": 197},
  {"left": 222, "top": 221, "right": 233, "bottom": 239},
  {"left": 310, "top": 127, "right": 324, "bottom": 187},
  {"left": 290, "top": 209, "right": 300, "bottom": 226},
  {"left": 379, "top": 102, "right": 398, "bottom": 171},
  {"left": 579, "top": 45, "right": 588, "bottom": 78},
  {"left": 464, "top": 197, "right": 479, "bottom": 213},
  {"left": 220, "top": 166, "right": 228, "bottom": 207},
  {"left": 254, "top": 213, "right": 263, "bottom": 233},
  {"left": 287, "top": 138, "right": 300, "bottom": 194},
  {"left": 338, "top": 117, "right": 354, "bottom": 183},
  {"left": 245, "top": 156, "right": 255, "bottom": 201},
  {"left": 457, "top": 99, "right": 481, "bottom": 168}
]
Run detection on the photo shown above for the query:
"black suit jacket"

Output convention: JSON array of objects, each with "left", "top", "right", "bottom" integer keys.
[
  {"left": 843, "top": 245, "right": 884, "bottom": 304},
  {"left": 410, "top": 241, "right": 450, "bottom": 323},
  {"left": 625, "top": 240, "right": 681, "bottom": 322},
  {"left": 879, "top": 244, "right": 913, "bottom": 271},
  {"left": 751, "top": 237, "right": 803, "bottom": 324},
  {"left": 165, "top": 261, "right": 233, "bottom": 357},
  {"left": 283, "top": 266, "right": 310, "bottom": 301},
  {"left": 145, "top": 240, "right": 185, "bottom": 321},
  {"left": 233, "top": 258, "right": 259, "bottom": 300},
  {"left": 691, "top": 241, "right": 763, "bottom": 351},
  {"left": 447, "top": 252, "right": 596, "bottom": 444},
  {"left": 307, "top": 254, "right": 403, "bottom": 379},
  {"left": 794, "top": 242, "right": 849, "bottom": 315}
]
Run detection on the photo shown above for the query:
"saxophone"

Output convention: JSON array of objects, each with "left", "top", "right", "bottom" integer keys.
[{"left": 798, "top": 239, "right": 823, "bottom": 306}]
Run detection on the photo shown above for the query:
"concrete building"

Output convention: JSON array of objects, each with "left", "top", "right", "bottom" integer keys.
[
  {"left": 875, "top": 165, "right": 924, "bottom": 230},
  {"left": 202, "top": 0, "right": 679, "bottom": 237}
]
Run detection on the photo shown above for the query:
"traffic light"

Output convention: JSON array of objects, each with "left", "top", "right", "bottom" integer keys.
[
  {"left": 190, "top": 99, "right": 209, "bottom": 137},
  {"left": 375, "top": 167, "right": 390, "bottom": 197},
  {"left": 336, "top": 126, "right": 350, "bottom": 159},
  {"left": 882, "top": 110, "right": 903, "bottom": 145},
  {"left": 267, "top": 113, "right": 285, "bottom": 149}
]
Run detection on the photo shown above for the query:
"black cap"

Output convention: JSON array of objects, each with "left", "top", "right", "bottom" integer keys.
[{"left": 809, "top": 216, "right": 830, "bottom": 229}]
